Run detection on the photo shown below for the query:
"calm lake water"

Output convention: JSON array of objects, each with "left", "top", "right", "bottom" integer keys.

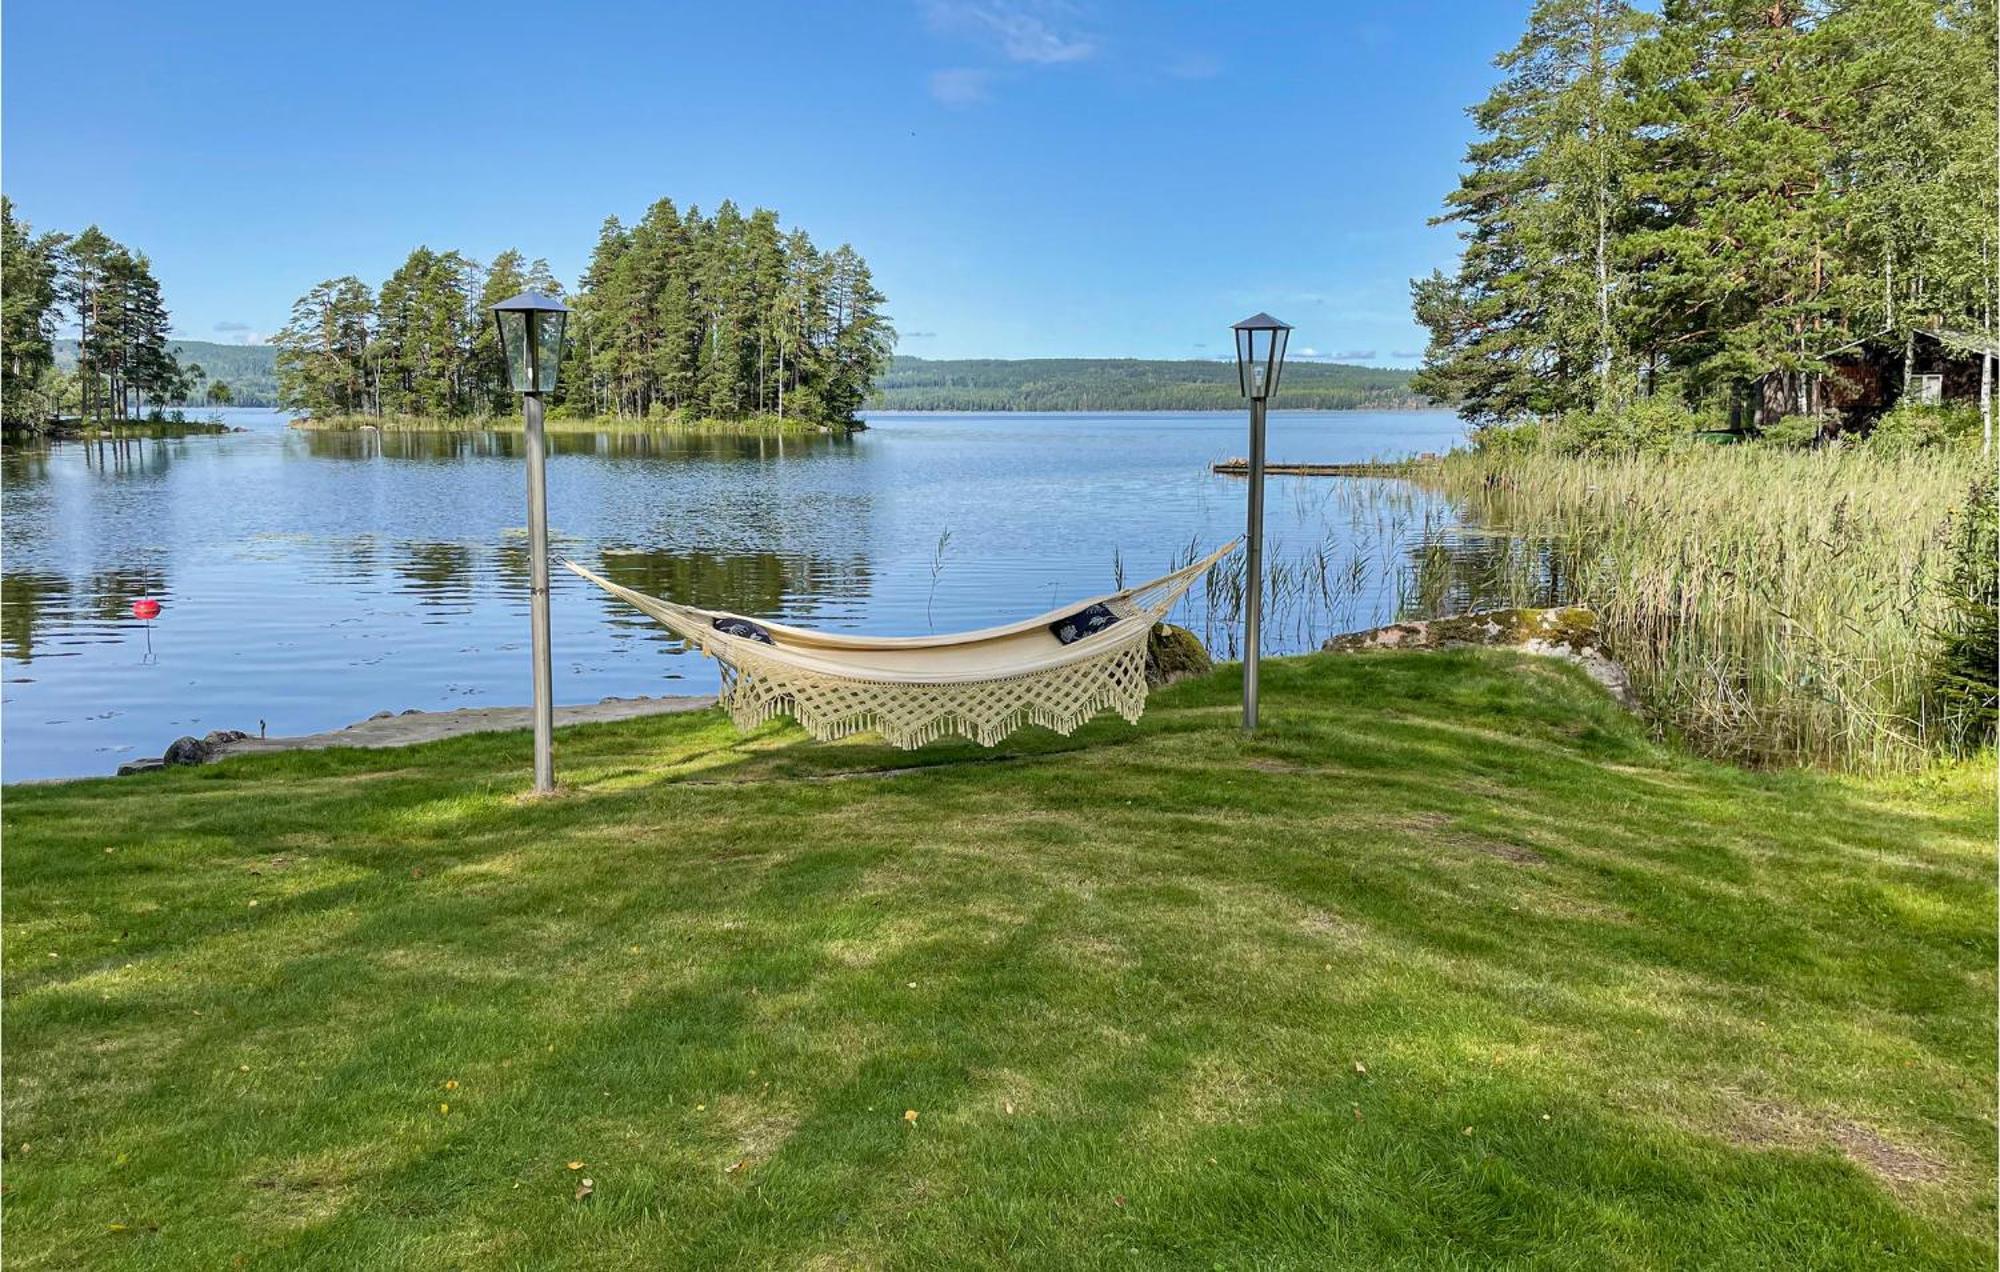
[{"left": 3, "top": 408, "right": 1470, "bottom": 781}]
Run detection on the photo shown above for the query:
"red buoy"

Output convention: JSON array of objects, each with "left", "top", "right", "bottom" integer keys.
[{"left": 132, "top": 598, "right": 161, "bottom": 620}]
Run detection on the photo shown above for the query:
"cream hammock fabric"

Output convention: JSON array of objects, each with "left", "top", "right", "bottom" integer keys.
[{"left": 564, "top": 540, "right": 1238, "bottom": 748}]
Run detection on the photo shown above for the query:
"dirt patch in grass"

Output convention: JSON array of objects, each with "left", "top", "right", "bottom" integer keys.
[
  {"left": 1398, "top": 811, "right": 1455, "bottom": 832},
  {"left": 246, "top": 1151, "right": 364, "bottom": 1229},
  {"left": 1245, "top": 757, "right": 1311, "bottom": 774},
  {"left": 1396, "top": 811, "right": 1548, "bottom": 864},
  {"left": 716, "top": 1094, "right": 801, "bottom": 1168},
  {"left": 1457, "top": 836, "right": 1548, "bottom": 865},
  {"left": 1728, "top": 1099, "right": 1950, "bottom": 1190},
  {"left": 1298, "top": 908, "right": 1356, "bottom": 939}
]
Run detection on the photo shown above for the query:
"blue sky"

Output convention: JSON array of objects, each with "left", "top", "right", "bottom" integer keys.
[{"left": 2, "top": 0, "right": 1524, "bottom": 365}]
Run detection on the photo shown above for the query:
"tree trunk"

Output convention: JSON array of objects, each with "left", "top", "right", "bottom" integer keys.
[{"left": 1982, "top": 351, "right": 1993, "bottom": 456}]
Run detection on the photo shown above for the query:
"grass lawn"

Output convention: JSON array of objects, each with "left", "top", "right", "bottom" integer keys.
[{"left": 4, "top": 651, "right": 1993, "bottom": 1268}]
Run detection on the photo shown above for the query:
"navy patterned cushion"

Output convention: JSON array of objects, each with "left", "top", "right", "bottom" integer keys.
[
  {"left": 712, "top": 615, "right": 775, "bottom": 645},
  {"left": 1049, "top": 603, "right": 1120, "bottom": 645}
]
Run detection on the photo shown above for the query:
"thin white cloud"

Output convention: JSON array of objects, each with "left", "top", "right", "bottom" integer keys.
[
  {"left": 924, "top": 1, "right": 1094, "bottom": 64},
  {"left": 928, "top": 67, "right": 993, "bottom": 106}
]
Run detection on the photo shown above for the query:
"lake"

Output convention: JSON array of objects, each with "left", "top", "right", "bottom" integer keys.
[{"left": 3, "top": 408, "right": 1471, "bottom": 781}]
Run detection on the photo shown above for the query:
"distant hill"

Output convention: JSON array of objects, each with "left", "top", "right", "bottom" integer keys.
[
  {"left": 868, "top": 356, "right": 1427, "bottom": 412},
  {"left": 47, "top": 344, "right": 1427, "bottom": 413},
  {"left": 54, "top": 339, "right": 280, "bottom": 407}
]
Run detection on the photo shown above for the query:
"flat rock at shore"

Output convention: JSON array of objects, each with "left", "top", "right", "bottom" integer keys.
[
  {"left": 106, "top": 695, "right": 716, "bottom": 776},
  {"left": 1324, "top": 607, "right": 1635, "bottom": 706}
]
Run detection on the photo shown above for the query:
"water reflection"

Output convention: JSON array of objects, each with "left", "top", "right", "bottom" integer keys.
[
  {"left": 4, "top": 410, "right": 1473, "bottom": 780},
  {"left": 591, "top": 547, "right": 871, "bottom": 617},
  {"left": 2, "top": 571, "right": 70, "bottom": 664},
  {"left": 300, "top": 427, "right": 862, "bottom": 464}
]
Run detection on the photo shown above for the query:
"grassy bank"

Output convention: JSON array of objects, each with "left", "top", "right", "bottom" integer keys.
[
  {"left": 1425, "top": 443, "right": 1988, "bottom": 771},
  {"left": 5, "top": 652, "right": 1992, "bottom": 1267},
  {"left": 4, "top": 417, "right": 235, "bottom": 443},
  {"left": 292, "top": 412, "right": 860, "bottom": 435}
]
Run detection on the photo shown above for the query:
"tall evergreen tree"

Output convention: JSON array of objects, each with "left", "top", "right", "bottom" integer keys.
[
  {"left": 274, "top": 276, "right": 375, "bottom": 417},
  {"left": 1413, "top": 0, "right": 1646, "bottom": 422},
  {"left": 1, "top": 198, "right": 63, "bottom": 427}
]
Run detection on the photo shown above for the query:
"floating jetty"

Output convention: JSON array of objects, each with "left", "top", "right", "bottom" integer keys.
[{"left": 1210, "top": 456, "right": 1439, "bottom": 477}]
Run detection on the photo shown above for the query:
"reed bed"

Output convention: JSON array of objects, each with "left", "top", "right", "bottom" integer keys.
[{"left": 1427, "top": 445, "right": 1983, "bottom": 771}]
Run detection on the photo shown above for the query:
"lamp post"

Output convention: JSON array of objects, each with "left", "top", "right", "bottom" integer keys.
[
  {"left": 1231, "top": 312, "right": 1291, "bottom": 731},
  {"left": 491, "top": 290, "right": 569, "bottom": 793}
]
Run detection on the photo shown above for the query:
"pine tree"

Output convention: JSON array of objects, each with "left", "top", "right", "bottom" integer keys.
[
  {"left": 1, "top": 198, "right": 63, "bottom": 427},
  {"left": 274, "top": 277, "right": 374, "bottom": 417},
  {"left": 1412, "top": 0, "right": 1646, "bottom": 422}
]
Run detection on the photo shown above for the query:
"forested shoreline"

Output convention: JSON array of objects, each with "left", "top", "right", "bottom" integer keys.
[
  {"left": 869, "top": 357, "right": 1422, "bottom": 412},
  {"left": 1414, "top": 0, "right": 1995, "bottom": 442},
  {"left": 1, "top": 198, "right": 223, "bottom": 431},
  {"left": 273, "top": 198, "right": 893, "bottom": 432},
  {"left": 1407, "top": 0, "right": 1997, "bottom": 769}
]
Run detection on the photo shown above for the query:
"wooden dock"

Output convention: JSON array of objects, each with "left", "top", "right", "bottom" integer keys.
[{"left": 1210, "top": 458, "right": 1437, "bottom": 477}]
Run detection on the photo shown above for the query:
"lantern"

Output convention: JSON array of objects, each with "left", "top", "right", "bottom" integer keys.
[
  {"left": 1232, "top": 312, "right": 1292, "bottom": 402},
  {"left": 490, "top": 291, "right": 569, "bottom": 395}
]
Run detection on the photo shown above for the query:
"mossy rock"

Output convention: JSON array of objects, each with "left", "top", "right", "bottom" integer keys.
[
  {"left": 1322, "top": 607, "right": 1632, "bottom": 706},
  {"left": 1324, "top": 607, "right": 1601, "bottom": 655},
  {"left": 1146, "top": 623, "right": 1213, "bottom": 688}
]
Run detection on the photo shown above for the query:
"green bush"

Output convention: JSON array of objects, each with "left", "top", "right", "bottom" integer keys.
[
  {"left": 1559, "top": 399, "right": 1704, "bottom": 456},
  {"left": 1469, "top": 419, "right": 1546, "bottom": 458},
  {"left": 1754, "top": 413, "right": 1824, "bottom": 450},
  {"left": 1927, "top": 474, "right": 1998, "bottom": 755},
  {"left": 1866, "top": 401, "right": 1983, "bottom": 454},
  {"left": 1472, "top": 400, "right": 1708, "bottom": 459}
]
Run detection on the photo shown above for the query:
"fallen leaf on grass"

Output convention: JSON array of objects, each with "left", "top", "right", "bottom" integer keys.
[
  {"left": 567, "top": 1161, "right": 585, "bottom": 1171},
  {"left": 725, "top": 1159, "right": 747, "bottom": 1174},
  {"left": 1114, "top": 1195, "right": 1127, "bottom": 1207},
  {"left": 575, "top": 1178, "right": 594, "bottom": 1201},
  {"left": 1352, "top": 1061, "right": 1367, "bottom": 1075},
  {"left": 443, "top": 1080, "right": 458, "bottom": 1091},
  {"left": 903, "top": 1109, "right": 919, "bottom": 1124},
  {"left": 438, "top": 1104, "right": 449, "bottom": 1115}
]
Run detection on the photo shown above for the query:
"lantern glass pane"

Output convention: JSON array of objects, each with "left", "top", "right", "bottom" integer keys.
[
  {"left": 498, "top": 311, "right": 532, "bottom": 392},
  {"left": 1267, "top": 327, "right": 1289, "bottom": 396},
  {"left": 1235, "top": 327, "right": 1253, "bottom": 395},
  {"left": 534, "top": 310, "right": 565, "bottom": 392}
]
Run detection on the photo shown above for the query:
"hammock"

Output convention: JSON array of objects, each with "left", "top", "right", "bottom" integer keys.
[{"left": 563, "top": 539, "right": 1239, "bottom": 748}]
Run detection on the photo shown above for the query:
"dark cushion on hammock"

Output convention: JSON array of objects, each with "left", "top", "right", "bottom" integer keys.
[
  {"left": 712, "top": 615, "right": 775, "bottom": 645},
  {"left": 1049, "top": 603, "right": 1120, "bottom": 645}
]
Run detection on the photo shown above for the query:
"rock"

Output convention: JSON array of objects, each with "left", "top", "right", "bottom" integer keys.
[
  {"left": 1323, "top": 607, "right": 1635, "bottom": 707},
  {"left": 162, "top": 736, "right": 209, "bottom": 765},
  {"left": 202, "top": 729, "right": 250, "bottom": 747},
  {"left": 400, "top": 708, "right": 422, "bottom": 716},
  {"left": 117, "top": 757, "right": 166, "bottom": 776},
  {"left": 370, "top": 710, "right": 395, "bottom": 721},
  {"left": 1146, "top": 623, "right": 1213, "bottom": 689}
]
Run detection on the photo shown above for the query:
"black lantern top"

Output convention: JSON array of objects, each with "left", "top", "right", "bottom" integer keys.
[
  {"left": 491, "top": 290, "right": 569, "bottom": 394},
  {"left": 1232, "top": 312, "right": 1292, "bottom": 402}
]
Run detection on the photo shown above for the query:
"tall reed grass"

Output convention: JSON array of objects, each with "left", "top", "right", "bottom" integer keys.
[{"left": 1428, "top": 444, "right": 1984, "bottom": 771}]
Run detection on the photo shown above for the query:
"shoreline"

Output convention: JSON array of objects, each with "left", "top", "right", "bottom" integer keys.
[
  {"left": 293, "top": 413, "right": 864, "bottom": 435},
  {"left": 29, "top": 694, "right": 717, "bottom": 784}
]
